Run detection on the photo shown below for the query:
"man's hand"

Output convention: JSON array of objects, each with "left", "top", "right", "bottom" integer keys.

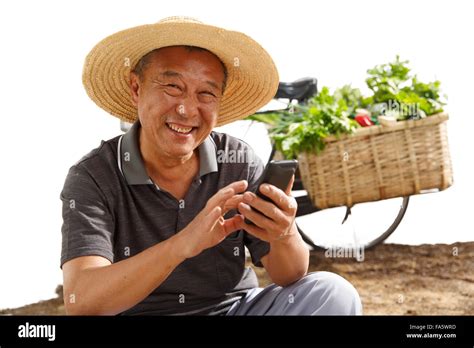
[
  {"left": 237, "top": 175, "right": 309, "bottom": 286},
  {"left": 237, "top": 175, "right": 298, "bottom": 242},
  {"left": 178, "top": 180, "right": 248, "bottom": 259}
]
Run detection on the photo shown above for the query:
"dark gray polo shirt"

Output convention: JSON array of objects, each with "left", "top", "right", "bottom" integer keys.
[{"left": 60, "top": 121, "right": 270, "bottom": 315}]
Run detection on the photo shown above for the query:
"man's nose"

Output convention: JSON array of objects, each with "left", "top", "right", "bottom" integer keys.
[{"left": 176, "top": 96, "right": 199, "bottom": 119}]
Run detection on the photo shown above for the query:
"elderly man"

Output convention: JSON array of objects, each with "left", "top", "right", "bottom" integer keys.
[{"left": 60, "top": 17, "right": 362, "bottom": 315}]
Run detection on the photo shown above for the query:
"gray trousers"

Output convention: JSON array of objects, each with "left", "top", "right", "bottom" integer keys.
[{"left": 226, "top": 272, "right": 363, "bottom": 315}]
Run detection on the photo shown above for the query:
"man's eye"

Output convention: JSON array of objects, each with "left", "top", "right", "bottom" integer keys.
[
  {"left": 163, "top": 84, "right": 182, "bottom": 96},
  {"left": 199, "top": 92, "right": 219, "bottom": 104}
]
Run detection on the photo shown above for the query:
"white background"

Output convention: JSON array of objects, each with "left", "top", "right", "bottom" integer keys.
[{"left": 0, "top": 0, "right": 473, "bottom": 309}]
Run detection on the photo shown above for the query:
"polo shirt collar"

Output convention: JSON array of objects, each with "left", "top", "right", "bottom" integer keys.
[{"left": 118, "top": 121, "right": 218, "bottom": 185}]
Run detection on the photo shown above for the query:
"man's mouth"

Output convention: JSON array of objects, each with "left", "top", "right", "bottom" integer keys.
[{"left": 166, "top": 122, "right": 196, "bottom": 135}]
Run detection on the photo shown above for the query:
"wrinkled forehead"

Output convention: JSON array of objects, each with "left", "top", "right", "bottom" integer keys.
[
  {"left": 137, "top": 46, "right": 226, "bottom": 76},
  {"left": 133, "top": 45, "right": 228, "bottom": 90}
]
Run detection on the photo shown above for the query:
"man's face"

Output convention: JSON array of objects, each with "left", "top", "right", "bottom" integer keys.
[{"left": 130, "top": 46, "right": 226, "bottom": 159}]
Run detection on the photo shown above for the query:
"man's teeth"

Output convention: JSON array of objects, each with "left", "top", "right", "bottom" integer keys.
[{"left": 168, "top": 123, "right": 193, "bottom": 134}]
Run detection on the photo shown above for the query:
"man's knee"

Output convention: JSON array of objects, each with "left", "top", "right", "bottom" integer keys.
[{"left": 299, "top": 271, "right": 363, "bottom": 315}]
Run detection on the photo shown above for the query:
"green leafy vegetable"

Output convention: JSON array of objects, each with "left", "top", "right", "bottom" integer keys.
[
  {"left": 246, "top": 56, "right": 447, "bottom": 157},
  {"left": 366, "top": 55, "right": 446, "bottom": 119},
  {"left": 268, "top": 87, "right": 358, "bottom": 158}
]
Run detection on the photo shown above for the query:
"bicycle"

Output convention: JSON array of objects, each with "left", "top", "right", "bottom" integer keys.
[{"left": 239, "top": 77, "right": 410, "bottom": 251}]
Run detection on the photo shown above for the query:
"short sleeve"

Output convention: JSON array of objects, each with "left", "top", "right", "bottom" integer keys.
[
  {"left": 60, "top": 164, "right": 115, "bottom": 268},
  {"left": 242, "top": 152, "right": 270, "bottom": 268}
]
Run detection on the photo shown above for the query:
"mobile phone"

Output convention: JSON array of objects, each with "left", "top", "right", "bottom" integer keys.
[{"left": 244, "top": 160, "right": 298, "bottom": 225}]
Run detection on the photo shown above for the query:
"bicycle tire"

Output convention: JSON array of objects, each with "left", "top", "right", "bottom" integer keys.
[{"left": 297, "top": 196, "right": 410, "bottom": 251}]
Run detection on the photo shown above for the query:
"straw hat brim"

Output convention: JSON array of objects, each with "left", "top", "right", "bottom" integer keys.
[{"left": 82, "top": 20, "right": 279, "bottom": 127}]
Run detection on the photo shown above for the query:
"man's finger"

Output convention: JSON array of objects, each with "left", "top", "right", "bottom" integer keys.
[
  {"left": 206, "top": 180, "right": 248, "bottom": 212},
  {"left": 202, "top": 206, "right": 223, "bottom": 231},
  {"left": 285, "top": 174, "right": 295, "bottom": 196},
  {"left": 223, "top": 194, "right": 244, "bottom": 214},
  {"left": 237, "top": 218, "right": 268, "bottom": 241},
  {"left": 205, "top": 188, "right": 234, "bottom": 214},
  {"left": 221, "top": 214, "right": 244, "bottom": 236},
  {"left": 238, "top": 202, "right": 278, "bottom": 231},
  {"left": 258, "top": 183, "right": 293, "bottom": 211},
  {"left": 222, "top": 180, "right": 248, "bottom": 195},
  {"left": 242, "top": 192, "right": 287, "bottom": 225}
]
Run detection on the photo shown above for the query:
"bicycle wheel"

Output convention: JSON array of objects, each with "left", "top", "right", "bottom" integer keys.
[{"left": 295, "top": 194, "right": 410, "bottom": 252}]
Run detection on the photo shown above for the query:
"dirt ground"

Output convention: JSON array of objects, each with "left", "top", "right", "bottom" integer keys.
[{"left": 1, "top": 242, "right": 472, "bottom": 315}]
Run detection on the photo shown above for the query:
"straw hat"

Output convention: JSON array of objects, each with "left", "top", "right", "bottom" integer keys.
[{"left": 82, "top": 16, "right": 279, "bottom": 127}]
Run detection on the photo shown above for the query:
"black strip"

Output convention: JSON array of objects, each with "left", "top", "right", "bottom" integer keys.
[{"left": 0, "top": 316, "right": 472, "bottom": 345}]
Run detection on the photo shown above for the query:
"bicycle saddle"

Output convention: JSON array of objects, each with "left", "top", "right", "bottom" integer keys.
[{"left": 275, "top": 77, "right": 318, "bottom": 103}]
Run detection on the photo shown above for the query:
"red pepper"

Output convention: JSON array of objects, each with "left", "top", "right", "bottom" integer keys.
[{"left": 355, "top": 114, "right": 374, "bottom": 127}]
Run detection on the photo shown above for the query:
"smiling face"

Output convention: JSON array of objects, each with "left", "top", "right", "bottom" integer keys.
[{"left": 129, "top": 46, "right": 226, "bottom": 162}]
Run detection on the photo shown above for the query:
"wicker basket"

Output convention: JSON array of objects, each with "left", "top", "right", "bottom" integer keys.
[{"left": 297, "top": 112, "right": 453, "bottom": 209}]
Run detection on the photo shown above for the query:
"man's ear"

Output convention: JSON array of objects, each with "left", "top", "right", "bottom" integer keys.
[{"left": 129, "top": 72, "right": 141, "bottom": 107}]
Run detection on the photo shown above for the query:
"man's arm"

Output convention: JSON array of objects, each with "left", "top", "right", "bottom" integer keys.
[
  {"left": 63, "top": 236, "right": 186, "bottom": 315},
  {"left": 63, "top": 180, "right": 248, "bottom": 315},
  {"left": 237, "top": 176, "right": 309, "bottom": 286},
  {"left": 259, "top": 224, "right": 309, "bottom": 286}
]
